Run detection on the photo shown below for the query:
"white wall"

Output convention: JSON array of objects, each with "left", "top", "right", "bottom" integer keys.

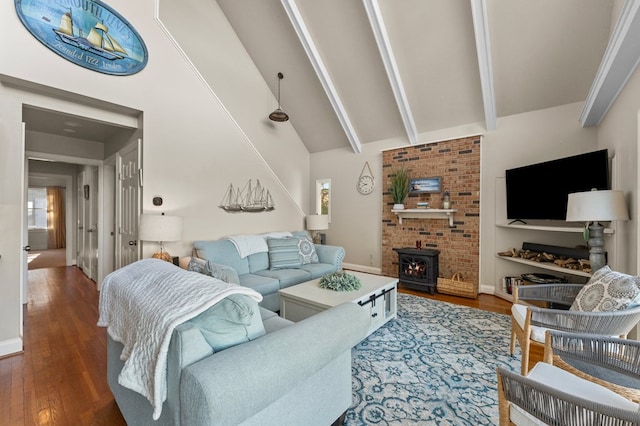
[
  {"left": 0, "top": 0, "right": 310, "bottom": 356},
  {"left": 596, "top": 61, "right": 640, "bottom": 274},
  {"left": 312, "top": 102, "right": 600, "bottom": 291}
]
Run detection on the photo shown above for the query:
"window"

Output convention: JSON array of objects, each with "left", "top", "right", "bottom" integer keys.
[
  {"left": 28, "top": 188, "right": 48, "bottom": 229},
  {"left": 316, "top": 179, "right": 331, "bottom": 221}
]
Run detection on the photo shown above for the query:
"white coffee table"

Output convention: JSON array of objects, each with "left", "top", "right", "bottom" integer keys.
[{"left": 279, "top": 271, "right": 398, "bottom": 337}]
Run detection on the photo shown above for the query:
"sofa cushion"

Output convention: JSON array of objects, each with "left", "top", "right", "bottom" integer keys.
[
  {"left": 188, "top": 294, "right": 266, "bottom": 352},
  {"left": 248, "top": 252, "right": 270, "bottom": 273},
  {"left": 300, "top": 263, "right": 337, "bottom": 280},
  {"left": 570, "top": 266, "right": 640, "bottom": 312},
  {"left": 267, "top": 237, "right": 302, "bottom": 270},
  {"left": 254, "top": 268, "right": 312, "bottom": 288},
  {"left": 193, "top": 240, "right": 250, "bottom": 275},
  {"left": 260, "top": 307, "right": 293, "bottom": 333},
  {"left": 187, "top": 257, "right": 240, "bottom": 285},
  {"left": 238, "top": 273, "right": 280, "bottom": 297}
]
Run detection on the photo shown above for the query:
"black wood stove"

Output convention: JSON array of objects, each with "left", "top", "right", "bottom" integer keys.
[{"left": 393, "top": 247, "right": 440, "bottom": 294}]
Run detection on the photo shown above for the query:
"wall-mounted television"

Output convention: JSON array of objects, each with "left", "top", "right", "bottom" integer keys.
[
  {"left": 409, "top": 177, "right": 441, "bottom": 196},
  {"left": 505, "top": 149, "right": 609, "bottom": 222}
]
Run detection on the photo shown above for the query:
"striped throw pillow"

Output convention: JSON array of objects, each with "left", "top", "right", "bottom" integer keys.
[{"left": 267, "top": 237, "right": 302, "bottom": 270}]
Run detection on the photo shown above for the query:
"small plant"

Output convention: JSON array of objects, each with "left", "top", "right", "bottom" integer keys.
[
  {"left": 319, "top": 271, "right": 362, "bottom": 292},
  {"left": 389, "top": 167, "right": 410, "bottom": 204}
]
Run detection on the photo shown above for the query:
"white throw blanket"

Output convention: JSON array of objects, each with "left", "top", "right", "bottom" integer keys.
[
  {"left": 97, "top": 258, "right": 262, "bottom": 420},
  {"left": 226, "top": 231, "right": 292, "bottom": 258}
]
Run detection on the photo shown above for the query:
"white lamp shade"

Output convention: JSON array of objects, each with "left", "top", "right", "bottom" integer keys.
[
  {"left": 139, "top": 214, "right": 183, "bottom": 242},
  {"left": 566, "top": 190, "right": 629, "bottom": 222},
  {"left": 306, "top": 214, "right": 329, "bottom": 231}
]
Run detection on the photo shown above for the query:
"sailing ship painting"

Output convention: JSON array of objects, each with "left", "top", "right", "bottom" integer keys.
[
  {"left": 15, "top": 0, "right": 148, "bottom": 75},
  {"left": 53, "top": 9, "right": 127, "bottom": 61},
  {"left": 219, "top": 180, "right": 275, "bottom": 213}
]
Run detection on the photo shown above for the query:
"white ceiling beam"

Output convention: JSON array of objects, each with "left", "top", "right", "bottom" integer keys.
[
  {"left": 580, "top": 0, "right": 640, "bottom": 127},
  {"left": 363, "top": 0, "right": 418, "bottom": 145},
  {"left": 470, "top": 0, "right": 497, "bottom": 131},
  {"left": 280, "top": 0, "right": 362, "bottom": 154}
]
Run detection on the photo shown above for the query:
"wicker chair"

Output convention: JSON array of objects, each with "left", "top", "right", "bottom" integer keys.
[
  {"left": 496, "top": 366, "right": 640, "bottom": 425},
  {"left": 543, "top": 330, "right": 640, "bottom": 403},
  {"left": 510, "top": 283, "right": 640, "bottom": 375},
  {"left": 497, "top": 330, "right": 640, "bottom": 426}
]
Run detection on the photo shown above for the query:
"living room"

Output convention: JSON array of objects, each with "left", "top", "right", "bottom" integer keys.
[{"left": 1, "top": 0, "right": 640, "bottom": 422}]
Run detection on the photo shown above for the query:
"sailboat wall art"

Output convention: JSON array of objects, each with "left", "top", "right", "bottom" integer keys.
[
  {"left": 15, "top": 0, "right": 148, "bottom": 76},
  {"left": 219, "top": 180, "right": 275, "bottom": 213}
]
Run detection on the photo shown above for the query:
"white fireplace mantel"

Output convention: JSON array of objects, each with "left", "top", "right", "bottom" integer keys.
[{"left": 392, "top": 209, "right": 457, "bottom": 227}]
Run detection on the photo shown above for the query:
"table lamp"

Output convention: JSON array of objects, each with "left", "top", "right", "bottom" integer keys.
[
  {"left": 306, "top": 214, "right": 329, "bottom": 244},
  {"left": 566, "top": 189, "right": 628, "bottom": 272},
  {"left": 139, "top": 213, "right": 183, "bottom": 262}
]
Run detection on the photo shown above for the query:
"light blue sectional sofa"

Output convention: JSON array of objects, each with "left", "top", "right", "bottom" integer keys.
[
  {"left": 108, "top": 299, "right": 370, "bottom": 425},
  {"left": 193, "top": 231, "right": 345, "bottom": 312}
]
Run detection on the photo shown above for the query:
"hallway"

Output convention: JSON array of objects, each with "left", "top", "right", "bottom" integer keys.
[{"left": 27, "top": 248, "right": 66, "bottom": 270}]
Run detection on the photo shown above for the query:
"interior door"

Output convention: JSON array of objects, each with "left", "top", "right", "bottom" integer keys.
[
  {"left": 88, "top": 166, "right": 99, "bottom": 281},
  {"left": 21, "top": 124, "right": 28, "bottom": 309},
  {"left": 115, "top": 140, "right": 141, "bottom": 268},
  {"left": 77, "top": 171, "right": 85, "bottom": 270}
]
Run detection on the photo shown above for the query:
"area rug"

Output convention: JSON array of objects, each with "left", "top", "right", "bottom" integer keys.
[{"left": 346, "top": 293, "right": 521, "bottom": 425}]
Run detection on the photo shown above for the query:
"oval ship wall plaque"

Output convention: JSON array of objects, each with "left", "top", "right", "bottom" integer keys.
[{"left": 15, "top": 0, "right": 148, "bottom": 76}]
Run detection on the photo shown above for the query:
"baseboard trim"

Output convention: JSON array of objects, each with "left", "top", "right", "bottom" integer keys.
[
  {"left": 0, "top": 338, "right": 23, "bottom": 358},
  {"left": 342, "top": 263, "right": 382, "bottom": 275}
]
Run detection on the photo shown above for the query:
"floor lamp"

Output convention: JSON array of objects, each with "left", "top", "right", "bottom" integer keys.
[
  {"left": 566, "top": 189, "right": 628, "bottom": 272},
  {"left": 139, "top": 213, "right": 183, "bottom": 262}
]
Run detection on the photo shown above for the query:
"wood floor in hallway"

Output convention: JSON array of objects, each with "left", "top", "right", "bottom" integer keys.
[{"left": 0, "top": 266, "right": 514, "bottom": 425}]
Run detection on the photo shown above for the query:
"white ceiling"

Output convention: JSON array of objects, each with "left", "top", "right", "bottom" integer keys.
[
  {"left": 23, "top": 106, "right": 125, "bottom": 142},
  {"left": 216, "top": 0, "right": 621, "bottom": 153},
  {"left": 23, "top": 1, "right": 640, "bottom": 156}
]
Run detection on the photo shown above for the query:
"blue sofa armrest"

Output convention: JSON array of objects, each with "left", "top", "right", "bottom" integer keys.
[
  {"left": 314, "top": 244, "right": 345, "bottom": 270},
  {"left": 179, "top": 302, "right": 369, "bottom": 425}
]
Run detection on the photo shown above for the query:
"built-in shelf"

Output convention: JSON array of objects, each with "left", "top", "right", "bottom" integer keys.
[
  {"left": 496, "top": 223, "right": 615, "bottom": 234},
  {"left": 495, "top": 254, "right": 592, "bottom": 278},
  {"left": 392, "top": 209, "right": 457, "bottom": 227}
]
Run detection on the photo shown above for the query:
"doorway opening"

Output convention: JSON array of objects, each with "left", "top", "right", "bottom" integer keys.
[{"left": 21, "top": 100, "right": 142, "bottom": 297}]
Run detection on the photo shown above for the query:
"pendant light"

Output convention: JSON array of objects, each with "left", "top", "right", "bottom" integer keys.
[{"left": 269, "top": 72, "right": 289, "bottom": 122}]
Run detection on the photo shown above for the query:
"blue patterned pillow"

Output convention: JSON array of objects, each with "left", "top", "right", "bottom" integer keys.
[
  {"left": 297, "top": 234, "right": 319, "bottom": 264},
  {"left": 267, "top": 237, "right": 302, "bottom": 270},
  {"left": 570, "top": 266, "right": 640, "bottom": 312}
]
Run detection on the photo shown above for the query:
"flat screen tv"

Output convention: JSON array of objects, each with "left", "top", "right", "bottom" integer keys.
[
  {"left": 505, "top": 149, "right": 609, "bottom": 222},
  {"left": 408, "top": 177, "right": 441, "bottom": 196}
]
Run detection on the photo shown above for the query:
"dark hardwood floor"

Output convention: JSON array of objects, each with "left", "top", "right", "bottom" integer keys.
[{"left": 0, "top": 266, "right": 518, "bottom": 425}]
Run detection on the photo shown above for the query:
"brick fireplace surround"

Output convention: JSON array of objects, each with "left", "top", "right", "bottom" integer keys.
[{"left": 382, "top": 135, "right": 480, "bottom": 289}]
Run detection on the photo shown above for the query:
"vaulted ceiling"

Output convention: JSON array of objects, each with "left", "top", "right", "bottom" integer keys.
[{"left": 216, "top": 0, "right": 637, "bottom": 154}]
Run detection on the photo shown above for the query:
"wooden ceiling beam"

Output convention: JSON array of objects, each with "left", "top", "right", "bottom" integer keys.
[
  {"left": 281, "top": 0, "right": 362, "bottom": 154},
  {"left": 580, "top": 0, "right": 640, "bottom": 126}
]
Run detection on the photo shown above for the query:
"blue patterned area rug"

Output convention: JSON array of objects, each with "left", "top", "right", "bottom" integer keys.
[{"left": 346, "top": 293, "right": 521, "bottom": 425}]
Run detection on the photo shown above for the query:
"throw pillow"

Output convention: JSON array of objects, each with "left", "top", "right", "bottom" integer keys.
[
  {"left": 267, "top": 237, "right": 302, "bottom": 270},
  {"left": 297, "top": 234, "right": 319, "bottom": 264},
  {"left": 188, "top": 294, "right": 266, "bottom": 352},
  {"left": 570, "top": 266, "right": 640, "bottom": 312},
  {"left": 187, "top": 257, "right": 241, "bottom": 285}
]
